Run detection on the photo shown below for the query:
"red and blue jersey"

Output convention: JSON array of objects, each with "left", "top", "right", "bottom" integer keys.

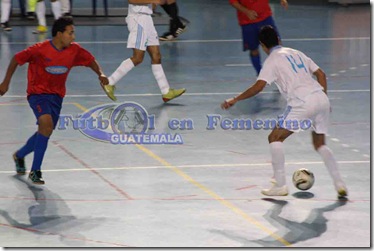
[
  {"left": 229, "top": 0, "right": 273, "bottom": 25},
  {"left": 15, "top": 40, "right": 95, "bottom": 98}
]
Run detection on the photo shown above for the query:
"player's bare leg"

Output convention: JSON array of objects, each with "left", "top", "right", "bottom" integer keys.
[
  {"left": 103, "top": 49, "right": 145, "bottom": 101},
  {"left": 147, "top": 45, "right": 185, "bottom": 102}
]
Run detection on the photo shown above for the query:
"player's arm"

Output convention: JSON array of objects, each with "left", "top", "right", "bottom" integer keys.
[
  {"left": 313, "top": 68, "right": 327, "bottom": 94},
  {"left": 0, "top": 56, "right": 19, "bottom": 96},
  {"left": 230, "top": 0, "right": 257, "bottom": 20},
  {"left": 129, "top": 0, "right": 165, "bottom": 5},
  {"left": 88, "top": 59, "right": 109, "bottom": 85},
  {"left": 221, "top": 80, "right": 267, "bottom": 110}
]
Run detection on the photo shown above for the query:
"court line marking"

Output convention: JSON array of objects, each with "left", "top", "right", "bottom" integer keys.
[
  {"left": 0, "top": 89, "right": 369, "bottom": 99},
  {"left": 0, "top": 37, "right": 369, "bottom": 45},
  {"left": 51, "top": 140, "right": 133, "bottom": 200},
  {"left": 70, "top": 103, "right": 292, "bottom": 247},
  {"left": 0, "top": 161, "right": 369, "bottom": 174}
]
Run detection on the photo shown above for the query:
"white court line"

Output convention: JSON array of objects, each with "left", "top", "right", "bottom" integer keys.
[
  {"left": 0, "top": 160, "right": 369, "bottom": 174},
  {"left": 0, "top": 37, "right": 370, "bottom": 45},
  {"left": 1, "top": 89, "right": 370, "bottom": 99},
  {"left": 225, "top": 64, "right": 252, "bottom": 67}
]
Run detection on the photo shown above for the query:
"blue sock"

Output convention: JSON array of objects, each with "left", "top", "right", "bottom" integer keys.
[
  {"left": 250, "top": 54, "right": 262, "bottom": 75},
  {"left": 31, "top": 133, "right": 49, "bottom": 171},
  {"left": 16, "top": 132, "right": 37, "bottom": 158}
]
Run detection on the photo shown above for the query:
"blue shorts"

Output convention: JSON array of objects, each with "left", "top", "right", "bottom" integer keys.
[
  {"left": 241, "top": 16, "right": 280, "bottom": 51},
  {"left": 28, "top": 94, "right": 63, "bottom": 129}
]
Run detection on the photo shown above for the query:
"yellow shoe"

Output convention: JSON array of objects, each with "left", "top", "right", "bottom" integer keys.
[
  {"left": 101, "top": 83, "right": 117, "bottom": 101},
  {"left": 162, "top": 88, "right": 186, "bottom": 103},
  {"left": 32, "top": 25, "right": 47, "bottom": 34},
  {"left": 335, "top": 181, "right": 348, "bottom": 198}
]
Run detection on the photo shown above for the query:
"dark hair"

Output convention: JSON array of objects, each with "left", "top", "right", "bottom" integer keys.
[
  {"left": 52, "top": 17, "right": 74, "bottom": 37},
  {"left": 258, "top": 25, "right": 280, "bottom": 49}
]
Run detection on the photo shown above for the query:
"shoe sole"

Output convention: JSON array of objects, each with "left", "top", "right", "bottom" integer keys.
[
  {"left": 100, "top": 83, "right": 117, "bottom": 101},
  {"left": 159, "top": 37, "right": 176, "bottom": 41},
  {"left": 30, "top": 180, "right": 45, "bottom": 185},
  {"left": 32, "top": 31, "right": 47, "bottom": 34},
  {"left": 261, "top": 192, "right": 288, "bottom": 196},
  {"left": 163, "top": 89, "right": 186, "bottom": 103}
]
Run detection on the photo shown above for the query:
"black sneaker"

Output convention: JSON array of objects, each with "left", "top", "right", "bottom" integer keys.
[
  {"left": 1, "top": 22, "right": 12, "bottom": 32},
  {"left": 13, "top": 153, "right": 26, "bottom": 175},
  {"left": 159, "top": 31, "right": 177, "bottom": 41},
  {"left": 26, "top": 12, "right": 35, "bottom": 20},
  {"left": 175, "top": 24, "right": 187, "bottom": 36},
  {"left": 63, "top": 12, "right": 73, "bottom": 18},
  {"left": 28, "top": 171, "right": 45, "bottom": 185}
]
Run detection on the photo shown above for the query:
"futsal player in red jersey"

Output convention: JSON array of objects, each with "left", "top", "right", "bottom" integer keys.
[
  {"left": 0, "top": 17, "right": 109, "bottom": 184},
  {"left": 229, "top": 0, "right": 288, "bottom": 75}
]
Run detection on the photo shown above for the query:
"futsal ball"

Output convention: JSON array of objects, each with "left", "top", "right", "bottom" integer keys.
[{"left": 292, "top": 168, "right": 315, "bottom": 191}]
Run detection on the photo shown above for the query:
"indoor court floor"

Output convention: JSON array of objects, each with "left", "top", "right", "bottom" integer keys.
[{"left": 0, "top": 0, "right": 371, "bottom": 247}]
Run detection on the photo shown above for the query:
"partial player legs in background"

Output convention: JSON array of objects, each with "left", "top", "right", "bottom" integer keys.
[
  {"left": 33, "top": 0, "right": 61, "bottom": 34},
  {"left": 1, "top": 0, "right": 12, "bottom": 31},
  {"left": 159, "top": 0, "right": 187, "bottom": 41}
]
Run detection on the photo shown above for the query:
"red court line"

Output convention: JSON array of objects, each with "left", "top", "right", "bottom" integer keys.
[
  {"left": 0, "top": 222, "right": 131, "bottom": 247},
  {"left": 0, "top": 98, "right": 27, "bottom": 105},
  {"left": 235, "top": 185, "right": 257, "bottom": 191},
  {"left": 51, "top": 141, "right": 133, "bottom": 200}
]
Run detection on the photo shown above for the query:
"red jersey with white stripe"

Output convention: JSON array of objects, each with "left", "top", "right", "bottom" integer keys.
[
  {"left": 229, "top": 0, "right": 272, "bottom": 25},
  {"left": 15, "top": 40, "right": 95, "bottom": 98}
]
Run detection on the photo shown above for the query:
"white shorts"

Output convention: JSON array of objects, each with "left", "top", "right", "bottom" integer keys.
[
  {"left": 280, "top": 91, "right": 330, "bottom": 134},
  {"left": 126, "top": 14, "right": 160, "bottom": 51}
]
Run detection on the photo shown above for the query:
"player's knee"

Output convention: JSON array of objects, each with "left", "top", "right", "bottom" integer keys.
[
  {"left": 313, "top": 142, "right": 324, "bottom": 151},
  {"left": 38, "top": 126, "right": 53, "bottom": 137},
  {"left": 131, "top": 57, "right": 143, "bottom": 66},
  {"left": 268, "top": 133, "right": 280, "bottom": 143},
  {"left": 151, "top": 54, "right": 161, "bottom": 64},
  {"left": 250, "top": 50, "right": 259, "bottom": 57}
]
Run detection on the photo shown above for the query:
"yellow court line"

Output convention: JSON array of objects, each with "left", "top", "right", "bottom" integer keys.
[
  {"left": 69, "top": 102, "right": 291, "bottom": 246},
  {"left": 135, "top": 144, "right": 291, "bottom": 246}
]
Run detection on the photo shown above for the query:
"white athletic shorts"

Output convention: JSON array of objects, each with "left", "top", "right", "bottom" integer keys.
[
  {"left": 280, "top": 91, "right": 330, "bottom": 134},
  {"left": 126, "top": 14, "right": 160, "bottom": 51}
]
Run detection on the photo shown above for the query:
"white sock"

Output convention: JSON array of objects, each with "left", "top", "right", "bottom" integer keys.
[
  {"left": 51, "top": 1, "right": 62, "bottom": 19},
  {"left": 36, "top": 1, "right": 46, "bottom": 26},
  {"left": 60, "top": 0, "right": 70, "bottom": 14},
  {"left": 152, "top": 64, "right": 170, "bottom": 95},
  {"left": 270, "top": 142, "right": 286, "bottom": 187},
  {"left": 317, "top": 145, "right": 343, "bottom": 186},
  {"left": 108, "top": 58, "right": 135, "bottom": 86},
  {"left": 1, "top": 0, "right": 11, "bottom": 23}
]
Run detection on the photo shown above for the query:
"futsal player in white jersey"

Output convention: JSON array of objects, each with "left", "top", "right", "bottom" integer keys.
[
  {"left": 101, "top": 0, "right": 186, "bottom": 102},
  {"left": 221, "top": 25, "right": 347, "bottom": 198}
]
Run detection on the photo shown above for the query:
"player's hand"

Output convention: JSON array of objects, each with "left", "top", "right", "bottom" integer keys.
[
  {"left": 221, "top": 97, "right": 237, "bottom": 110},
  {"left": 245, "top": 9, "right": 258, "bottom": 20},
  {"left": 99, "top": 75, "right": 109, "bottom": 85},
  {"left": 0, "top": 82, "right": 9, "bottom": 96},
  {"left": 280, "top": 0, "right": 288, "bottom": 10}
]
